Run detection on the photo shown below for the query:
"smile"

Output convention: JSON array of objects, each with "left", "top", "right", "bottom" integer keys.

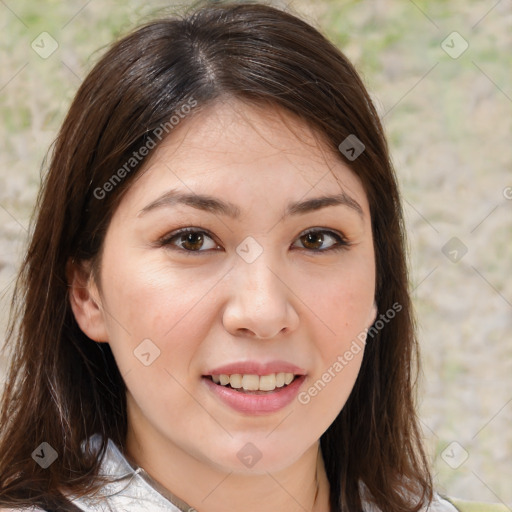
[
  {"left": 210, "top": 372, "right": 296, "bottom": 392},
  {"left": 202, "top": 374, "right": 306, "bottom": 414}
]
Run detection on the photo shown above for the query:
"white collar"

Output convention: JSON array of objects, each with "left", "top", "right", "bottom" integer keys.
[
  {"left": 66, "top": 434, "right": 189, "bottom": 512},
  {"left": 65, "top": 434, "right": 457, "bottom": 512}
]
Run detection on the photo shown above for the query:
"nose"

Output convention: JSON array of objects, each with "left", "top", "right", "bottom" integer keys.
[{"left": 222, "top": 255, "right": 300, "bottom": 339}]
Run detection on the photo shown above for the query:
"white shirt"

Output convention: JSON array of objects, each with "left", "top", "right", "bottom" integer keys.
[{"left": 3, "top": 433, "right": 459, "bottom": 511}]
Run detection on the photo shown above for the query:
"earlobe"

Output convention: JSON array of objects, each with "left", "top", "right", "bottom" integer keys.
[
  {"left": 367, "top": 301, "right": 377, "bottom": 327},
  {"left": 66, "top": 259, "right": 109, "bottom": 343}
]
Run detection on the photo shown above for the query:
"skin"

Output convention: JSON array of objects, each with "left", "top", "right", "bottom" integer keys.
[{"left": 69, "top": 98, "right": 377, "bottom": 512}]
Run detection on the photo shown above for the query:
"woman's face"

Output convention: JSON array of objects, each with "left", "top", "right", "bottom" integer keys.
[{"left": 80, "top": 99, "right": 376, "bottom": 474}]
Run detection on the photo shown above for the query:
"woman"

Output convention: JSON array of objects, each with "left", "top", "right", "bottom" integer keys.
[{"left": 0, "top": 2, "right": 493, "bottom": 511}]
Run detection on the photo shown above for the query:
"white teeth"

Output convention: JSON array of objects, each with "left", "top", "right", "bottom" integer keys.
[
  {"left": 229, "top": 374, "right": 242, "bottom": 389},
  {"left": 275, "top": 372, "right": 285, "bottom": 387},
  {"left": 211, "top": 372, "right": 296, "bottom": 391},
  {"left": 242, "top": 374, "right": 260, "bottom": 390},
  {"left": 259, "top": 374, "right": 276, "bottom": 391}
]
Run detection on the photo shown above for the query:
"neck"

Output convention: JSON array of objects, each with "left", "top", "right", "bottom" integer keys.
[{"left": 125, "top": 423, "right": 331, "bottom": 512}]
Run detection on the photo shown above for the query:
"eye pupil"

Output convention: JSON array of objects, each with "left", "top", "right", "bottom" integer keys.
[
  {"left": 183, "top": 232, "right": 204, "bottom": 250},
  {"left": 303, "top": 232, "right": 323, "bottom": 249}
]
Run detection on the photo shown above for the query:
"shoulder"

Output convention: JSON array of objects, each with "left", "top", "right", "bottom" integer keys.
[
  {"left": 418, "top": 493, "right": 509, "bottom": 512},
  {"left": 428, "top": 494, "right": 460, "bottom": 511},
  {"left": 441, "top": 497, "right": 511, "bottom": 512}
]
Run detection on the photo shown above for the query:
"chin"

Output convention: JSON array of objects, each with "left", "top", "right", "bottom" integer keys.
[{"left": 203, "top": 440, "right": 312, "bottom": 475}]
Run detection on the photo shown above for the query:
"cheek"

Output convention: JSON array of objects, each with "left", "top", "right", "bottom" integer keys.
[
  {"left": 99, "top": 253, "right": 222, "bottom": 373},
  {"left": 296, "top": 255, "right": 374, "bottom": 407},
  {"left": 294, "top": 328, "right": 365, "bottom": 443},
  {"left": 99, "top": 258, "right": 219, "bottom": 427},
  {"left": 299, "top": 258, "right": 375, "bottom": 338}
]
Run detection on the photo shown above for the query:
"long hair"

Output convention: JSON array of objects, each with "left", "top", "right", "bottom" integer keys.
[{"left": 0, "top": 2, "right": 432, "bottom": 510}]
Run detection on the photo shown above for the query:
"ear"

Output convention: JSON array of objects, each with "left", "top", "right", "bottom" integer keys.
[
  {"left": 66, "top": 258, "right": 109, "bottom": 343},
  {"left": 367, "top": 301, "right": 378, "bottom": 327}
]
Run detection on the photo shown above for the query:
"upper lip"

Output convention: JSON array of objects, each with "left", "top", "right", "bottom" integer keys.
[{"left": 205, "top": 361, "right": 307, "bottom": 376}]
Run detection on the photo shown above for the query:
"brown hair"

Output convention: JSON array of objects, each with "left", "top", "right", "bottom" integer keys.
[{"left": 0, "top": 1, "right": 433, "bottom": 510}]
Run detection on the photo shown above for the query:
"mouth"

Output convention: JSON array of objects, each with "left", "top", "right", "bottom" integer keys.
[
  {"left": 202, "top": 362, "right": 307, "bottom": 413},
  {"left": 203, "top": 373, "right": 301, "bottom": 394},
  {"left": 202, "top": 372, "right": 306, "bottom": 414}
]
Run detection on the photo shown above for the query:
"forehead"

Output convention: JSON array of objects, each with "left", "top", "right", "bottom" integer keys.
[{"left": 120, "top": 98, "right": 369, "bottom": 216}]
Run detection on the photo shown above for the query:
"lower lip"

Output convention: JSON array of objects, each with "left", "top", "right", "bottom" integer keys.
[{"left": 202, "top": 375, "right": 306, "bottom": 414}]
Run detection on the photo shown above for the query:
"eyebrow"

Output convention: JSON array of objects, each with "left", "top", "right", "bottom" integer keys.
[{"left": 137, "top": 189, "right": 364, "bottom": 219}]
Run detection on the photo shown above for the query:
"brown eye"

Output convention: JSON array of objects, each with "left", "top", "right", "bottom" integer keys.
[
  {"left": 292, "top": 229, "right": 349, "bottom": 253},
  {"left": 179, "top": 231, "right": 206, "bottom": 251},
  {"left": 160, "top": 228, "right": 219, "bottom": 252},
  {"left": 301, "top": 232, "right": 325, "bottom": 250}
]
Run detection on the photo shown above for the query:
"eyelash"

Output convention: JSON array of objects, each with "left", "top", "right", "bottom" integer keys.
[{"left": 156, "top": 226, "right": 351, "bottom": 255}]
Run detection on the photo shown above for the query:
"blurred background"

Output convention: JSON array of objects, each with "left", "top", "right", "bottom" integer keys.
[{"left": 0, "top": 0, "right": 511, "bottom": 505}]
